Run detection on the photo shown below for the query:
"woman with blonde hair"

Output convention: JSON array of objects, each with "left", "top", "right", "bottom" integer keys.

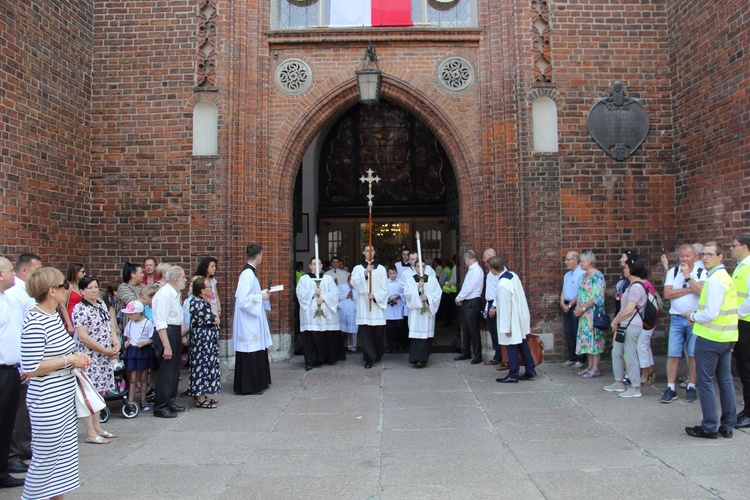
[{"left": 21, "top": 267, "right": 92, "bottom": 499}]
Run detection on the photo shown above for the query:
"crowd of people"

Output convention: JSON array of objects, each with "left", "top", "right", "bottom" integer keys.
[
  {"left": 561, "top": 236, "right": 750, "bottom": 439},
  {"left": 2, "top": 233, "right": 749, "bottom": 496}
]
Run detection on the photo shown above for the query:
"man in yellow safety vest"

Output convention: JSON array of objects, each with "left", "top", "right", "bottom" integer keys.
[
  {"left": 730, "top": 233, "right": 750, "bottom": 428},
  {"left": 682, "top": 241, "right": 738, "bottom": 439}
]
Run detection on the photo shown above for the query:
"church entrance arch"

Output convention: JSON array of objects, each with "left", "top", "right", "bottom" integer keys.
[{"left": 291, "top": 101, "right": 461, "bottom": 351}]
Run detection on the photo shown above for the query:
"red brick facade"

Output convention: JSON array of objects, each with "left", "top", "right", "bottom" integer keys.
[{"left": 1, "top": 1, "right": 747, "bottom": 359}]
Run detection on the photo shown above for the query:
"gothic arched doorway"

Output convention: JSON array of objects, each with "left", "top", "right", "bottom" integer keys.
[{"left": 292, "top": 101, "right": 460, "bottom": 350}]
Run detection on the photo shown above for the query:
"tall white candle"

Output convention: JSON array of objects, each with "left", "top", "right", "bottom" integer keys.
[
  {"left": 314, "top": 234, "right": 320, "bottom": 278},
  {"left": 416, "top": 231, "right": 423, "bottom": 276}
]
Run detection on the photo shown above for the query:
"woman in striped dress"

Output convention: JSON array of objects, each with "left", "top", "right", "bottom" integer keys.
[{"left": 20, "top": 268, "right": 92, "bottom": 500}]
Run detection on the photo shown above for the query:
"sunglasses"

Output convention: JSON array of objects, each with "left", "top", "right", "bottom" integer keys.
[{"left": 57, "top": 280, "right": 70, "bottom": 290}]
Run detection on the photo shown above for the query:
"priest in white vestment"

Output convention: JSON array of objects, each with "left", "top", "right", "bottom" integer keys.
[
  {"left": 296, "top": 258, "right": 342, "bottom": 370},
  {"left": 405, "top": 262, "right": 442, "bottom": 367},
  {"left": 351, "top": 245, "right": 388, "bottom": 368},
  {"left": 487, "top": 257, "right": 537, "bottom": 383},
  {"left": 232, "top": 244, "right": 272, "bottom": 394}
]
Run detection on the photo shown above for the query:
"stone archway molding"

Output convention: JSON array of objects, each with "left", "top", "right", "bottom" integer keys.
[{"left": 270, "top": 62, "right": 482, "bottom": 203}]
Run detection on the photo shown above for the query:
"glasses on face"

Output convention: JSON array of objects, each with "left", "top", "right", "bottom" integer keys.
[
  {"left": 57, "top": 280, "right": 70, "bottom": 290},
  {"left": 699, "top": 253, "right": 717, "bottom": 258},
  {"left": 730, "top": 243, "right": 745, "bottom": 248}
]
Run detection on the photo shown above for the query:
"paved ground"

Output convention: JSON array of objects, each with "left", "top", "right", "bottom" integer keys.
[{"left": 3, "top": 353, "right": 749, "bottom": 499}]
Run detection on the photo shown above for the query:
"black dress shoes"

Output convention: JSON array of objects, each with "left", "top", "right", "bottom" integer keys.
[
  {"left": 154, "top": 409, "right": 177, "bottom": 418},
  {"left": 305, "top": 365, "right": 313, "bottom": 371},
  {"left": 718, "top": 426, "right": 733, "bottom": 438},
  {"left": 520, "top": 373, "right": 536, "bottom": 381},
  {"left": 735, "top": 412, "right": 750, "bottom": 428},
  {"left": 415, "top": 361, "right": 425, "bottom": 368},
  {"left": 169, "top": 404, "right": 186, "bottom": 413},
  {"left": 496, "top": 376, "right": 518, "bottom": 383},
  {"left": 454, "top": 354, "right": 471, "bottom": 361},
  {"left": 364, "top": 360, "right": 372, "bottom": 369},
  {"left": 685, "top": 425, "right": 718, "bottom": 439},
  {"left": 470, "top": 357, "right": 483, "bottom": 365},
  {"left": 0, "top": 476, "right": 24, "bottom": 488},
  {"left": 4, "top": 463, "right": 28, "bottom": 474}
]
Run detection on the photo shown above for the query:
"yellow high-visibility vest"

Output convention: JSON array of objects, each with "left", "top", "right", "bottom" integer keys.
[
  {"left": 732, "top": 261, "right": 750, "bottom": 322},
  {"left": 693, "top": 268, "right": 738, "bottom": 343}
]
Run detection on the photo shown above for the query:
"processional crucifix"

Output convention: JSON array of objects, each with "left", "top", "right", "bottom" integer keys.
[{"left": 359, "top": 168, "right": 381, "bottom": 311}]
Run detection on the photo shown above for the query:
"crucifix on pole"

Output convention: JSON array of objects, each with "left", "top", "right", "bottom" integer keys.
[{"left": 359, "top": 168, "right": 381, "bottom": 311}]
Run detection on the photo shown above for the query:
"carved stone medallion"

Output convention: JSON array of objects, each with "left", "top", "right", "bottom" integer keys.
[
  {"left": 274, "top": 58, "right": 312, "bottom": 95},
  {"left": 587, "top": 81, "right": 649, "bottom": 160}
]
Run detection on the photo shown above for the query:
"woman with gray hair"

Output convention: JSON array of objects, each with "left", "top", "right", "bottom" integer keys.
[{"left": 573, "top": 251, "right": 606, "bottom": 378}]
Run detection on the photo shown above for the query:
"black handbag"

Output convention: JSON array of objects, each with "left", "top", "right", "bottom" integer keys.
[{"left": 592, "top": 306, "right": 611, "bottom": 330}]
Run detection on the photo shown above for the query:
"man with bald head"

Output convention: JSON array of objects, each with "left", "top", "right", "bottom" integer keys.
[
  {"left": 560, "top": 251, "right": 586, "bottom": 368},
  {"left": 0, "top": 257, "right": 25, "bottom": 488}
]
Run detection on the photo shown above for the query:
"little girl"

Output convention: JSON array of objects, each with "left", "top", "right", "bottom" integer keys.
[
  {"left": 140, "top": 285, "right": 159, "bottom": 399},
  {"left": 122, "top": 301, "right": 154, "bottom": 412}
]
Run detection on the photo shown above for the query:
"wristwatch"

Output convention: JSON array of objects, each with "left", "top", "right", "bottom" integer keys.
[{"left": 685, "top": 276, "right": 692, "bottom": 282}]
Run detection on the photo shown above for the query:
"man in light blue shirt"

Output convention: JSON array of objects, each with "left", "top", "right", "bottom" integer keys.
[{"left": 560, "top": 251, "right": 586, "bottom": 367}]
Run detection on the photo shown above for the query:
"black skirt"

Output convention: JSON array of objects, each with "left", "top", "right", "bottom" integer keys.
[
  {"left": 234, "top": 350, "right": 271, "bottom": 395},
  {"left": 409, "top": 338, "right": 432, "bottom": 364}
]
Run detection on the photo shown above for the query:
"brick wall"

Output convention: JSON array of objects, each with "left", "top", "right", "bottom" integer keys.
[
  {"left": 0, "top": 1, "right": 94, "bottom": 268},
  {"left": 668, "top": 0, "right": 749, "bottom": 246},
  {"left": 2, "top": 1, "right": 747, "bottom": 359}
]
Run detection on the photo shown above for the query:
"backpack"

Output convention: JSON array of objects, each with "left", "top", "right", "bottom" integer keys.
[
  {"left": 673, "top": 266, "right": 704, "bottom": 280},
  {"left": 631, "top": 281, "right": 660, "bottom": 330}
]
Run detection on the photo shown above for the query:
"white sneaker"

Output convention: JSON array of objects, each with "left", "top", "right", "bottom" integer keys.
[
  {"left": 619, "top": 388, "right": 642, "bottom": 398},
  {"left": 561, "top": 360, "right": 575, "bottom": 367},
  {"left": 604, "top": 383, "right": 626, "bottom": 393},
  {"left": 573, "top": 361, "right": 585, "bottom": 369}
]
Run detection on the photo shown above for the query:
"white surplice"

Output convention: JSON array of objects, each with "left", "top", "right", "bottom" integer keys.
[
  {"left": 351, "top": 261, "right": 388, "bottom": 326},
  {"left": 404, "top": 273, "right": 442, "bottom": 339},
  {"left": 495, "top": 268, "right": 531, "bottom": 346},
  {"left": 296, "top": 274, "right": 340, "bottom": 332},
  {"left": 233, "top": 266, "right": 272, "bottom": 353}
]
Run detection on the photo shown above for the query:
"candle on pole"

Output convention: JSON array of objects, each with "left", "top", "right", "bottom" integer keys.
[
  {"left": 314, "top": 234, "right": 320, "bottom": 279},
  {"left": 416, "top": 231, "right": 423, "bottom": 277},
  {"left": 359, "top": 168, "right": 381, "bottom": 311}
]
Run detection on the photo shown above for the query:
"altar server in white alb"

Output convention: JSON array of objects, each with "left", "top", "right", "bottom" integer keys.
[
  {"left": 296, "top": 258, "right": 342, "bottom": 370},
  {"left": 233, "top": 244, "right": 272, "bottom": 395},
  {"left": 488, "top": 257, "right": 537, "bottom": 383},
  {"left": 338, "top": 275, "right": 358, "bottom": 352},
  {"left": 405, "top": 261, "right": 442, "bottom": 368},
  {"left": 351, "top": 245, "right": 388, "bottom": 369}
]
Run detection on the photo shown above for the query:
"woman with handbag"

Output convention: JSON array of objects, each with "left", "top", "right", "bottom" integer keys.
[
  {"left": 188, "top": 277, "right": 222, "bottom": 408},
  {"left": 72, "top": 275, "right": 120, "bottom": 443},
  {"left": 574, "top": 251, "right": 606, "bottom": 378},
  {"left": 604, "top": 256, "right": 648, "bottom": 398},
  {"left": 20, "top": 267, "right": 92, "bottom": 500}
]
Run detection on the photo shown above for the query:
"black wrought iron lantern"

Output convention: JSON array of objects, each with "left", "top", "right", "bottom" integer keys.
[{"left": 356, "top": 45, "right": 381, "bottom": 105}]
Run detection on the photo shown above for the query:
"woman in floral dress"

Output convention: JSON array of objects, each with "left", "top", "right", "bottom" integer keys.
[
  {"left": 72, "top": 275, "right": 120, "bottom": 443},
  {"left": 189, "top": 277, "right": 221, "bottom": 408},
  {"left": 574, "top": 251, "right": 606, "bottom": 378}
]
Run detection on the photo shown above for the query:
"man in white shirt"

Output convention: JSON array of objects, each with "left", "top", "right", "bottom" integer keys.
[
  {"left": 661, "top": 244, "right": 707, "bottom": 404},
  {"left": 4, "top": 253, "right": 41, "bottom": 475},
  {"left": 0, "top": 257, "right": 24, "bottom": 489},
  {"left": 324, "top": 256, "right": 350, "bottom": 286},
  {"left": 152, "top": 266, "right": 188, "bottom": 418},
  {"left": 454, "top": 250, "right": 485, "bottom": 364}
]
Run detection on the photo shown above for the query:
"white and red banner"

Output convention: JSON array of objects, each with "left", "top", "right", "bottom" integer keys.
[{"left": 330, "top": 0, "right": 412, "bottom": 28}]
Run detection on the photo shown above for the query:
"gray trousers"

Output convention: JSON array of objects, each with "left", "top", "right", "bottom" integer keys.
[
  {"left": 611, "top": 324, "right": 642, "bottom": 387},
  {"left": 694, "top": 335, "right": 736, "bottom": 432}
]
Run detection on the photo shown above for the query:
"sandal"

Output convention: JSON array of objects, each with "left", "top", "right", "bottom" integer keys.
[
  {"left": 99, "top": 431, "right": 118, "bottom": 439},
  {"left": 196, "top": 399, "right": 217, "bottom": 409},
  {"left": 577, "top": 368, "right": 592, "bottom": 376},
  {"left": 582, "top": 369, "right": 601, "bottom": 378},
  {"left": 85, "top": 435, "right": 110, "bottom": 445}
]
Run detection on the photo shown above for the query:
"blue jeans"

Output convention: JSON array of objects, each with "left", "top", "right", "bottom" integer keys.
[
  {"left": 668, "top": 314, "right": 696, "bottom": 357},
  {"left": 694, "top": 336, "right": 736, "bottom": 432}
]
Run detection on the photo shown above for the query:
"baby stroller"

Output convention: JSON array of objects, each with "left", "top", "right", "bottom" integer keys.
[{"left": 99, "top": 359, "right": 139, "bottom": 422}]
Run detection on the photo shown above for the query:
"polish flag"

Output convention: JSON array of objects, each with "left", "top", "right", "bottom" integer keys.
[{"left": 330, "top": 0, "right": 412, "bottom": 28}]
